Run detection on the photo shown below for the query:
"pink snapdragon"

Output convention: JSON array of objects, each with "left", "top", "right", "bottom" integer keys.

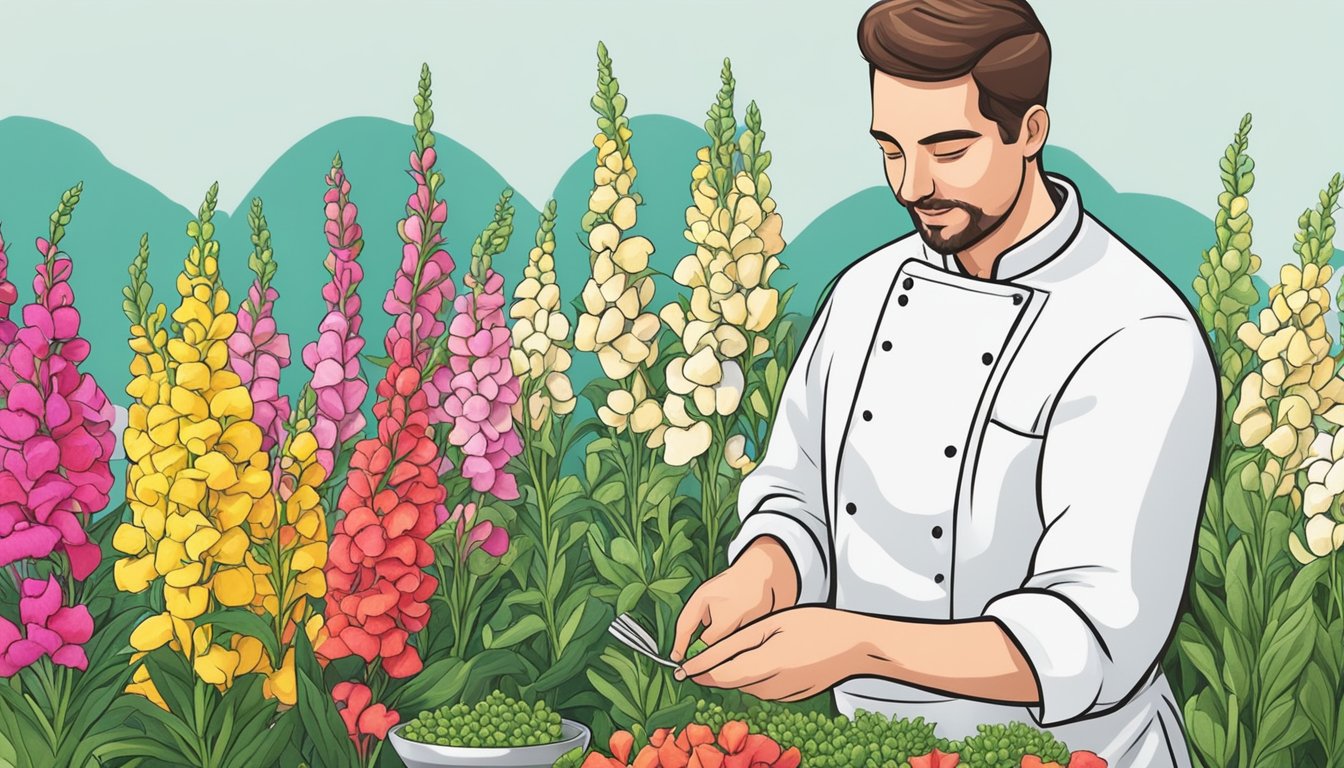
[
  {"left": 444, "top": 502, "right": 508, "bottom": 561},
  {"left": 322, "top": 68, "right": 452, "bottom": 701},
  {"left": 383, "top": 143, "right": 454, "bottom": 369},
  {"left": 0, "top": 227, "right": 116, "bottom": 579},
  {"left": 301, "top": 155, "right": 370, "bottom": 476},
  {"left": 0, "top": 575, "right": 93, "bottom": 676},
  {"left": 227, "top": 198, "right": 292, "bottom": 454},
  {"left": 435, "top": 268, "right": 522, "bottom": 499}
]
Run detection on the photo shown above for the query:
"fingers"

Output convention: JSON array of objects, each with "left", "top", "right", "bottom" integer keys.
[
  {"left": 699, "top": 604, "right": 748, "bottom": 647},
  {"left": 676, "top": 616, "right": 775, "bottom": 679},
  {"left": 670, "top": 590, "right": 708, "bottom": 662},
  {"left": 689, "top": 651, "right": 778, "bottom": 690}
]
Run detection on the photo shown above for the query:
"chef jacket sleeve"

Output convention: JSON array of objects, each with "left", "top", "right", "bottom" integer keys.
[
  {"left": 723, "top": 286, "right": 837, "bottom": 606},
  {"left": 981, "top": 316, "right": 1218, "bottom": 727}
]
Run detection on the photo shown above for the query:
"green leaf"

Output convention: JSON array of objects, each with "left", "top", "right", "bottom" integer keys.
[
  {"left": 196, "top": 609, "right": 282, "bottom": 663},
  {"left": 526, "top": 644, "right": 590, "bottom": 695},
  {"left": 585, "top": 669, "right": 642, "bottom": 724},
  {"left": 1252, "top": 695, "right": 1307, "bottom": 760},
  {"left": 616, "top": 582, "right": 646, "bottom": 616},
  {"left": 1224, "top": 540, "right": 1252, "bottom": 631},
  {"left": 238, "top": 709, "right": 298, "bottom": 768},
  {"left": 388, "top": 657, "right": 469, "bottom": 713},
  {"left": 648, "top": 575, "right": 692, "bottom": 603},
  {"left": 140, "top": 648, "right": 198, "bottom": 720},
  {"left": 1297, "top": 662, "right": 1335, "bottom": 750},
  {"left": 484, "top": 613, "right": 547, "bottom": 649},
  {"left": 557, "top": 601, "right": 587, "bottom": 652},
  {"left": 610, "top": 537, "right": 642, "bottom": 571},
  {"left": 593, "top": 479, "right": 626, "bottom": 507},
  {"left": 1334, "top": 697, "right": 1344, "bottom": 757},
  {"left": 1183, "top": 694, "right": 1226, "bottom": 768},
  {"left": 504, "top": 588, "right": 545, "bottom": 609},
  {"left": 293, "top": 626, "right": 359, "bottom": 768},
  {"left": 1221, "top": 626, "right": 1251, "bottom": 701},
  {"left": 1222, "top": 483, "right": 1256, "bottom": 534},
  {"left": 583, "top": 452, "right": 602, "bottom": 489},
  {"left": 1178, "top": 638, "right": 1225, "bottom": 701},
  {"left": 587, "top": 531, "right": 637, "bottom": 586},
  {"left": 1224, "top": 692, "right": 1241, "bottom": 768},
  {"left": 1255, "top": 597, "right": 1315, "bottom": 710}
]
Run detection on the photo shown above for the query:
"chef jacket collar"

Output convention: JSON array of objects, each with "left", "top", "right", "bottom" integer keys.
[{"left": 925, "top": 172, "right": 1083, "bottom": 283}]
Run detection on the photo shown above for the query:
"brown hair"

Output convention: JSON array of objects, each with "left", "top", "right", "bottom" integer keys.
[{"left": 857, "top": 0, "right": 1050, "bottom": 144}]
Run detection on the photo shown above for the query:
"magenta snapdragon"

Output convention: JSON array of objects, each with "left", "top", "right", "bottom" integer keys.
[
  {"left": 0, "top": 218, "right": 116, "bottom": 580},
  {"left": 0, "top": 575, "right": 92, "bottom": 675},
  {"left": 301, "top": 154, "right": 369, "bottom": 476}
]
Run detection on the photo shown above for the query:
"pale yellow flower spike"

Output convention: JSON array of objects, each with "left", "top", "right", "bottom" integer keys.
[
  {"left": 509, "top": 199, "right": 578, "bottom": 431},
  {"left": 659, "top": 65, "right": 786, "bottom": 468},
  {"left": 575, "top": 44, "right": 665, "bottom": 438}
]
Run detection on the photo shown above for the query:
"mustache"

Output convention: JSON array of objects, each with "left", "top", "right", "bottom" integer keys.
[{"left": 901, "top": 196, "right": 967, "bottom": 212}]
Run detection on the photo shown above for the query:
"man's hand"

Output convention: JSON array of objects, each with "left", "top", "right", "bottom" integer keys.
[
  {"left": 672, "top": 607, "right": 858, "bottom": 702},
  {"left": 669, "top": 536, "right": 799, "bottom": 663}
]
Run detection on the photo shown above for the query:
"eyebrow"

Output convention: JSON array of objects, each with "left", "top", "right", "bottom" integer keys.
[{"left": 869, "top": 128, "right": 982, "bottom": 147}]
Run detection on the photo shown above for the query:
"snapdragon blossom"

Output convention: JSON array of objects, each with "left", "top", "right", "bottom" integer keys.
[
  {"left": 320, "top": 65, "right": 449, "bottom": 681},
  {"left": 301, "top": 154, "right": 369, "bottom": 477},
  {"left": 227, "top": 198, "right": 292, "bottom": 455},
  {"left": 0, "top": 576, "right": 93, "bottom": 676},
  {"left": 435, "top": 191, "right": 522, "bottom": 499},
  {"left": 0, "top": 191, "right": 116, "bottom": 579}
]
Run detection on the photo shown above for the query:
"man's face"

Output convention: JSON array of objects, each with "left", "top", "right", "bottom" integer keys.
[{"left": 870, "top": 71, "right": 1028, "bottom": 255}]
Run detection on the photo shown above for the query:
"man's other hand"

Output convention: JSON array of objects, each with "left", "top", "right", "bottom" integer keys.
[
  {"left": 672, "top": 607, "right": 858, "bottom": 702},
  {"left": 669, "top": 536, "right": 800, "bottom": 663}
]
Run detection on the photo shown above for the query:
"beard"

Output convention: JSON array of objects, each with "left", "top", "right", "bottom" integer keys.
[{"left": 903, "top": 197, "right": 1008, "bottom": 256}]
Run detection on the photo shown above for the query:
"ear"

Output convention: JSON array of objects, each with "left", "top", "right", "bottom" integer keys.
[{"left": 1020, "top": 105, "right": 1050, "bottom": 160}]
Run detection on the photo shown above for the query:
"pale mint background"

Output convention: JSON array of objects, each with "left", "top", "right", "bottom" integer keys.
[{"left": 0, "top": 0, "right": 1340, "bottom": 280}]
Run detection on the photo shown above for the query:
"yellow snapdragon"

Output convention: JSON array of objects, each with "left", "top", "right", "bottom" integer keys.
[{"left": 114, "top": 185, "right": 278, "bottom": 705}]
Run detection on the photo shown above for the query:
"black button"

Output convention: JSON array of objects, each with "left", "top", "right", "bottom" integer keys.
[
  {"left": 897, "top": 294, "right": 908, "bottom": 306},
  {"left": 902, "top": 277, "right": 914, "bottom": 290},
  {"left": 1012, "top": 294, "right": 1023, "bottom": 305},
  {"left": 846, "top": 502, "right": 857, "bottom": 515},
  {"left": 932, "top": 526, "right": 943, "bottom": 538},
  {"left": 944, "top": 445, "right": 957, "bottom": 458},
  {"left": 862, "top": 410, "right": 873, "bottom": 421},
  {"left": 934, "top": 573, "right": 945, "bottom": 584},
  {"left": 882, "top": 340, "right": 892, "bottom": 351},
  {"left": 982, "top": 352, "right": 993, "bottom": 365}
]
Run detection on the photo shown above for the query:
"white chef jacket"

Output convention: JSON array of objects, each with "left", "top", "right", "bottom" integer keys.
[{"left": 726, "top": 172, "right": 1218, "bottom": 768}]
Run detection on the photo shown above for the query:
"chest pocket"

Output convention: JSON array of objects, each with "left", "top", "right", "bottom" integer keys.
[{"left": 962, "top": 417, "right": 1045, "bottom": 557}]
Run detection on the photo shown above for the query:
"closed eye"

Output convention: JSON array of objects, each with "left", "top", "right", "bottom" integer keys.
[{"left": 934, "top": 148, "right": 969, "bottom": 160}]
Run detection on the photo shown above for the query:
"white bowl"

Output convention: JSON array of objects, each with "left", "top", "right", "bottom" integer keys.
[{"left": 387, "top": 718, "right": 591, "bottom": 768}]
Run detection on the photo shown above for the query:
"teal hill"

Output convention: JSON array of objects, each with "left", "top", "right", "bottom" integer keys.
[{"left": 0, "top": 113, "right": 1265, "bottom": 495}]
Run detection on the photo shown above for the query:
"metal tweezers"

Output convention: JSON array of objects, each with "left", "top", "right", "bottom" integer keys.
[{"left": 606, "top": 612, "right": 678, "bottom": 667}]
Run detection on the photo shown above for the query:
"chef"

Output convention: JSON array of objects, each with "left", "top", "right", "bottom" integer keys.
[{"left": 668, "top": 2, "right": 1219, "bottom": 767}]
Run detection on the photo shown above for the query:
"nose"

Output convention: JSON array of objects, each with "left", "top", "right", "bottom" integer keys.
[{"left": 896, "top": 152, "right": 934, "bottom": 207}]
